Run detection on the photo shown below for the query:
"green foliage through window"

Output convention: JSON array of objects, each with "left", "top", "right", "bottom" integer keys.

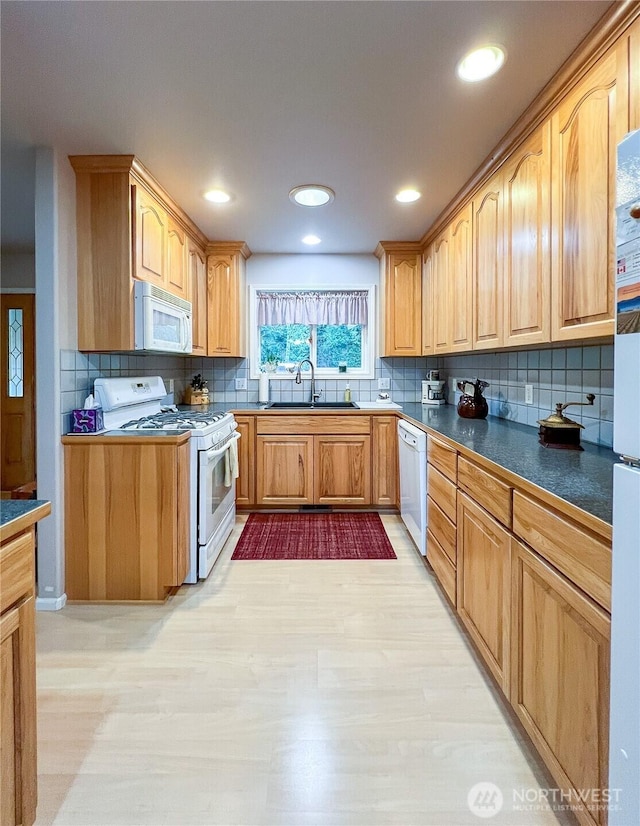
[{"left": 259, "top": 324, "right": 363, "bottom": 370}]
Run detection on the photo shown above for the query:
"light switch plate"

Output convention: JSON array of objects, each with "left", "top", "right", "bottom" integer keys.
[
  {"left": 235, "top": 378, "right": 247, "bottom": 391},
  {"left": 378, "top": 378, "right": 391, "bottom": 390}
]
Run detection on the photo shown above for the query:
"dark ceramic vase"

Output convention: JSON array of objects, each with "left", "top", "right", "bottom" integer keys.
[{"left": 457, "top": 394, "right": 488, "bottom": 419}]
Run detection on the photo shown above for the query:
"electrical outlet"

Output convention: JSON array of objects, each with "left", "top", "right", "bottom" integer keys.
[
  {"left": 235, "top": 378, "right": 247, "bottom": 391},
  {"left": 525, "top": 384, "right": 534, "bottom": 405},
  {"left": 450, "top": 377, "right": 459, "bottom": 395},
  {"left": 378, "top": 378, "right": 391, "bottom": 390},
  {"left": 166, "top": 379, "right": 174, "bottom": 394}
]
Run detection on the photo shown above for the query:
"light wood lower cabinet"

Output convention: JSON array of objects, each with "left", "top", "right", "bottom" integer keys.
[
  {"left": 511, "top": 538, "right": 610, "bottom": 826},
  {"left": 314, "top": 435, "right": 371, "bottom": 505},
  {"left": 457, "top": 491, "right": 512, "bottom": 693},
  {"left": 372, "top": 416, "right": 398, "bottom": 506},
  {"left": 63, "top": 435, "right": 190, "bottom": 601},
  {"left": 250, "top": 414, "right": 398, "bottom": 508},
  {"left": 234, "top": 415, "right": 256, "bottom": 507},
  {"left": 0, "top": 522, "right": 43, "bottom": 826},
  {"left": 256, "top": 435, "right": 314, "bottom": 505}
]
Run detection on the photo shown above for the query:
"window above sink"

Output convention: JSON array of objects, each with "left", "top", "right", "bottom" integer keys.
[{"left": 249, "top": 285, "right": 376, "bottom": 380}]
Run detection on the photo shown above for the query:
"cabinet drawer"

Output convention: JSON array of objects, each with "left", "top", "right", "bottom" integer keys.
[
  {"left": 427, "top": 435, "right": 457, "bottom": 482},
  {"left": 256, "top": 415, "right": 371, "bottom": 435},
  {"left": 0, "top": 529, "right": 34, "bottom": 614},
  {"left": 458, "top": 456, "right": 512, "bottom": 527},
  {"left": 427, "top": 530, "right": 456, "bottom": 606},
  {"left": 512, "top": 491, "right": 611, "bottom": 612},
  {"left": 427, "top": 497, "right": 456, "bottom": 565},
  {"left": 427, "top": 464, "right": 457, "bottom": 523}
]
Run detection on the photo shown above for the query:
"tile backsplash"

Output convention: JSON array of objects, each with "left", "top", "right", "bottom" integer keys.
[
  {"left": 60, "top": 344, "right": 615, "bottom": 448},
  {"left": 434, "top": 344, "right": 614, "bottom": 448}
]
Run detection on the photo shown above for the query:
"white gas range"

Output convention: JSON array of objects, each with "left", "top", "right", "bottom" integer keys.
[{"left": 94, "top": 376, "right": 239, "bottom": 583}]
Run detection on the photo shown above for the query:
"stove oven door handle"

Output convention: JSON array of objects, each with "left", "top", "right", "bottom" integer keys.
[{"left": 204, "top": 431, "right": 241, "bottom": 460}]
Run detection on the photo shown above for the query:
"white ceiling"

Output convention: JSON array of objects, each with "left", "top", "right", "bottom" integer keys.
[{"left": 1, "top": 0, "right": 611, "bottom": 254}]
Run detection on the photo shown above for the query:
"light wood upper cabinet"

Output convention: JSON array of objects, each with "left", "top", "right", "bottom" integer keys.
[
  {"left": 166, "top": 217, "right": 189, "bottom": 301},
  {"left": 431, "top": 232, "right": 450, "bottom": 354},
  {"left": 449, "top": 204, "right": 473, "bottom": 352},
  {"left": 472, "top": 174, "right": 504, "bottom": 350},
  {"left": 421, "top": 246, "right": 434, "bottom": 356},
  {"left": 69, "top": 155, "right": 210, "bottom": 352},
  {"left": 503, "top": 122, "right": 551, "bottom": 346},
  {"left": 457, "top": 491, "right": 511, "bottom": 694},
  {"left": 376, "top": 243, "right": 422, "bottom": 356},
  {"left": 134, "top": 185, "right": 167, "bottom": 288},
  {"left": 511, "top": 538, "right": 610, "bottom": 826},
  {"left": 630, "top": 18, "right": 640, "bottom": 130},
  {"left": 188, "top": 238, "right": 207, "bottom": 356},
  {"left": 207, "top": 242, "right": 249, "bottom": 357},
  {"left": 551, "top": 45, "right": 628, "bottom": 341}
]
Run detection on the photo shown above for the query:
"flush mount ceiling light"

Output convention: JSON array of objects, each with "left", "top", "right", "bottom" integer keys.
[
  {"left": 456, "top": 45, "right": 506, "bottom": 82},
  {"left": 289, "top": 185, "right": 335, "bottom": 207},
  {"left": 204, "top": 189, "right": 231, "bottom": 203},
  {"left": 302, "top": 234, "right": 321, "bottom": 245},
  {"left": 395, "top": 189, "right": 421, "bottom": 203}
]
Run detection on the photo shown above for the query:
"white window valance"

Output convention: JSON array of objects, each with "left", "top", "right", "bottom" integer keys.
[{"left": 257, "top": 290, "right": 368, "bottom": 326}]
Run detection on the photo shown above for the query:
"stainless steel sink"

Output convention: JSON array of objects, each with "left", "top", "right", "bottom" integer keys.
[{"left": 265, "top": 401, "right": 357, "bottom": 409}]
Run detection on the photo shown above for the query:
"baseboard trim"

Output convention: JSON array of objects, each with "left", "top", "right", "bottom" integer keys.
[{"left": 36, "top": 593, "right": 67, "bottom": 611}]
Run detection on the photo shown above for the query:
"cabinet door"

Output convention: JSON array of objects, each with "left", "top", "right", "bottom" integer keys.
[
  {"left": 1, "top": 597, "right": 36, "bottom": 826},
  {"left": 432, "top": 232, "right": 450, "bottom": 353},
  {"left": 551, "top": 45, "right": 628, "bottom": 341},
  {"left": 234, "top": 416, "right": 255, "bottom": 507},
  {"left": 511, "top": 538, "right": 610, "bottom": 826},
  {"left": 256, "top": 435, "right": 313, "bottom": 505},
  {"left": 383, "top": 252, "right": 422, "bottom": 356},
  {"left": 449, "top": 204, "right": 473, "bottom": 351},
  {"left": 372, "top": 417, "right": 397, "bottom": 506},
  {"left": 188, "top": 239, "right": 207, "bottom": 355},
  {"left": 134, "top": 186, "right": 167, "bottom": 287},
  {"left": 503, "top": 122, "right": 551, "bottom": 346},
  {"left": 166, "top": 217, "right": 188, "bottom": 300},
  {"left": 631, "top": 18, "right": 640, "bottom": 130},
  {"left": 457, "top": 492, "right": 511, "bottom": 693},
  {"left": 421, "top": 246, "right": 434, "bottom": 355},
  {"left": 314, "top": 435, "right": 371, "bottom": 505},
  {"left": 472, "top": 174, "right": 503, "bottom": 349},
  {"left": 207, "top": 251, "right": 246, "bottom": 356}
]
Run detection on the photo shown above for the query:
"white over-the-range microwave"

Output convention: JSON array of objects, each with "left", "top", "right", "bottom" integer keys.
[{"left": 134, "top": 281, "right": 193, "bottom": 354}]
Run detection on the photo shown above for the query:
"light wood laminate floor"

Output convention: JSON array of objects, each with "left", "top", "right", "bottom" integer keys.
[{"left": 34, "top": 514, "right": 570, "bottom": 826}]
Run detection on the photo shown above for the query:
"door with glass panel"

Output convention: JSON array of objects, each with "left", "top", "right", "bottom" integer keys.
[{"left": 1, "top": 294, "right": 35, "bottom": 491}]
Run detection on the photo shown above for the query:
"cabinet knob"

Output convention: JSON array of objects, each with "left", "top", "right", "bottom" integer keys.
[{"left": 630, "top": 203, "right": 640, "bottom": 220}]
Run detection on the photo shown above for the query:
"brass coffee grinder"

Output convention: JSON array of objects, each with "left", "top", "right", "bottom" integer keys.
[{"left": 537, "top": 394, "right": 596, "bottom": 450}]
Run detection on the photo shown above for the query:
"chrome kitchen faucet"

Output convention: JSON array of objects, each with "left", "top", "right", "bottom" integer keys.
[{"left": 295, "top": 359, "right": 323, "bottom": 404}]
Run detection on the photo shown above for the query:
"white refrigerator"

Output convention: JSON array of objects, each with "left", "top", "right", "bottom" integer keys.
[{"left": 609, "top": 128, "right": 640, "bottom": 825}]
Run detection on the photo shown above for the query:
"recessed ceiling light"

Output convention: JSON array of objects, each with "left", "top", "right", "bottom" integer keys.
[
  {"left": 395, "top": 189, "right": 421, "bottom": 203},
  {"left": 204, "top": 189, "right": 231, "bottom": 203},
  {"left": 289, "top": 185, "right": 335, "bottom": 207},
  {"left": 456, "top": 45, "right": 506, "bottom": 82},
  {"left": 302, "top": 234, "right": 321, "bottom": 245}
]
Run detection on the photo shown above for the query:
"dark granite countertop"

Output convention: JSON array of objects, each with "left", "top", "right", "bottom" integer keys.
[
  {"left": 400, "top": 403, "right": 616, "bottom": 525},
  {"left": 1, "top": 500, "right": 52, "bottom": 541},
  {"left": 180, "top": 401, "right": 616, "bottom": 525}
]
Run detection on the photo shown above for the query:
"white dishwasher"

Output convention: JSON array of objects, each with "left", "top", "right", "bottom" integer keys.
[{"left": 397, "top": 419, "right": 427, "bottom": 556}]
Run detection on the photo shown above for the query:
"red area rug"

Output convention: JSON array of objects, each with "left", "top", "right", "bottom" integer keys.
[{"left": 231, "top": 513, "right": 397, "bottom": 560}]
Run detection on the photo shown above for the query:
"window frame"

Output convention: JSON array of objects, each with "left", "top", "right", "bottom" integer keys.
[{"left": 248, "top": 284, "right": 376, "bottom": 380}]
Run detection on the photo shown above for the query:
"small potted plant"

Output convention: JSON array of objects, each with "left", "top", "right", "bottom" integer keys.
[{"left": 261, "top": 352, "right": 279, "bottom": 373}]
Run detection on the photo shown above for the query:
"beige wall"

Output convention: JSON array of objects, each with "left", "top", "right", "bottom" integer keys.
[{"left": 0, "top": 250, "right": 35, "bottom": 290}]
